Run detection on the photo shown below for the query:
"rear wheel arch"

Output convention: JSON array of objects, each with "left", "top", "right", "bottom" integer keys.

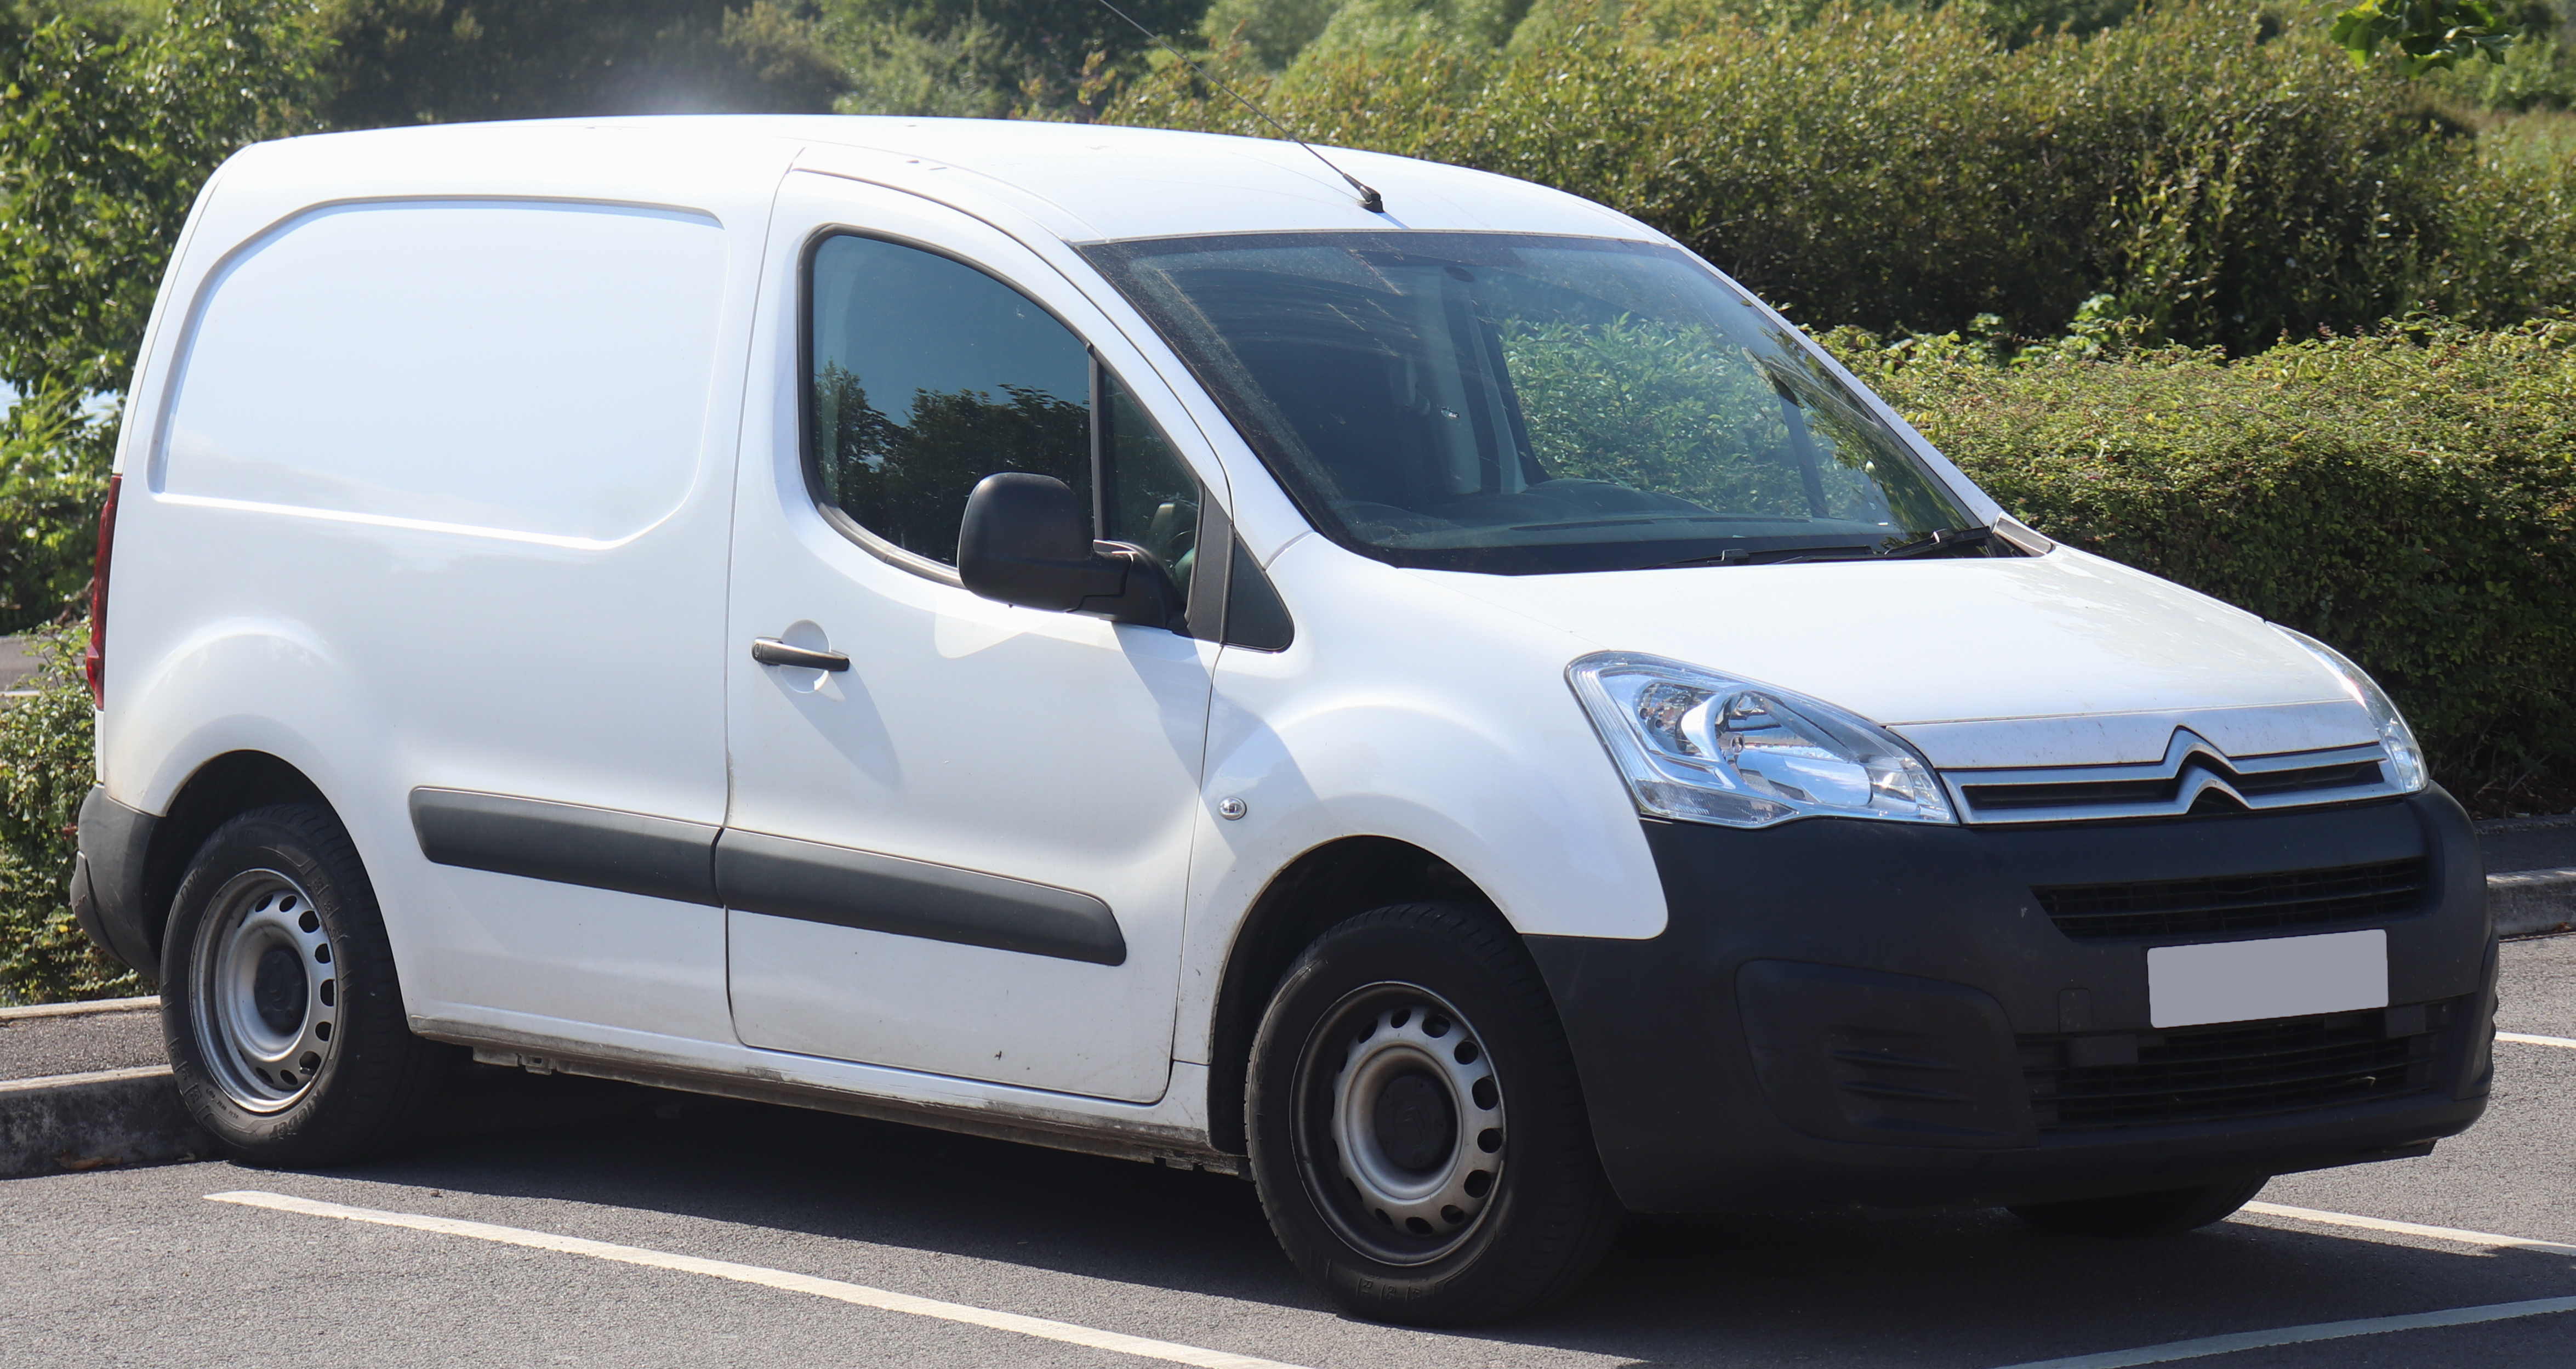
[
  {"left": 134, "top": 751, "right": 332, "bottom": 965},
  {"left": 1204, "top": 836, "right": 1515, "bottom": 1156}
]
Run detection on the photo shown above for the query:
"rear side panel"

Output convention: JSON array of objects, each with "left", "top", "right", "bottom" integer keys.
[{"left": 100, "top": 127, "right": 796, "bottom": 1040}]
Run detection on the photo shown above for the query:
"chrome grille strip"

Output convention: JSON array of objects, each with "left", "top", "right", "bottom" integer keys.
[{"left": 1944, "top": 729, "right": 2400, "bottom": 825}]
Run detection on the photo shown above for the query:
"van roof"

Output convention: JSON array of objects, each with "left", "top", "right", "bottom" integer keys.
[{"left": 221, "top": 115, "right": 1651, "bottom": 246}]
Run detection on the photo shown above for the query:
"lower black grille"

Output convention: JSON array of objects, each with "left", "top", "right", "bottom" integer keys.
[
  {"left": 2021, "top": 1001, "right": 2453, "bottom": 1132},
  {"left": 2035, "top": 857, "right": 2427, "bottom": 941}
]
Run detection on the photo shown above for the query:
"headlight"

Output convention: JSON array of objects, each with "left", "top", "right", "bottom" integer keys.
[
  {"left": 1566, "top": 652, "right": 1954, "bottom": 828},
  {"left": 2271, "top": 626, "right": 2429, "bottom": 793}
]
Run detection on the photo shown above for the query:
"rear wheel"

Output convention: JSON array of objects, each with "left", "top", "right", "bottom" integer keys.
[
  {"left": 1247, "top": 903, "right": 1621, "bottom": 1326},
  {"left": 2009, "top": 1175, "right": 2271, "bottom": 1237},
  {"left": 161, "top": 804, "right": 455, "bottom": 1164}
]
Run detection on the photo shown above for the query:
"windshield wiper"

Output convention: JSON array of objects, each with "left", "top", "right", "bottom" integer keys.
[
  {"left": 1648, "top": 544, "right": 1872, "bottom": 570},
  {"left": 1874, "top": 526, "right": 1993, "bottom": 559},
  {"left": 1646, "top": 526, "right": 1992, "bottom": 571}
]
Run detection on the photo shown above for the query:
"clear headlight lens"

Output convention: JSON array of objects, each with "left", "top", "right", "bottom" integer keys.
[
  {"left": 1567, "top": 652, "right": 1954, "bottom": 828},
  {"left": 2271, "top": 625, "right": 2429, "bottom": 793}
]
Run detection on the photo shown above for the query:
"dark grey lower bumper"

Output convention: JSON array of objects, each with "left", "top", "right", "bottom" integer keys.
[
  {"left": 1532, "top": 790, "right": 2497, "bottom": 1214},
  {"left": 72, "top": 785, "right": 159, "bottom": 974}
]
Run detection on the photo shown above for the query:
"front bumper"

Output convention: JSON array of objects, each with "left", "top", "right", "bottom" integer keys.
[{"left": 1528, "top": 789, "right": 2496, "bottom": 1213}]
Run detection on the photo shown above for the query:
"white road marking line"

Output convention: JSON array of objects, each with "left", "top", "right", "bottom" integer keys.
[
  {"left": 208, "top": 1190, "right": 1308, "bottom": 1369},
  {"left": 2240, "top": 1201, "right": 2576, "bottom": 1257},
  {"left": 2499, "top": 1031, "right": 2576, "bottom": 1049},
  {"left": 1986, "top": 1296, "right": 2576, "bottom": 1368}
]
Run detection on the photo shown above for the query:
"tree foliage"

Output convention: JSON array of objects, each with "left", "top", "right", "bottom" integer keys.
[
  {"left": 314, "top": 0, "right": 847, "bottom": 126},
  {"left": 0, "top": 0, "right": 324, "bottom": 395},
  {"left": 817, "top": 0, "right": 1204, "bottom": 118},
  {"left": 2328, "top": 0, "right": 2516, "bottom": 75},
  {"left": 1113, "top": 2, "right": 2576, "bottom": 354}
]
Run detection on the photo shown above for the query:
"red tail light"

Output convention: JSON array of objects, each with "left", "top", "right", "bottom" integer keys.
[{"left": 84, "top": 474, "right": 119, "bottom": 708}]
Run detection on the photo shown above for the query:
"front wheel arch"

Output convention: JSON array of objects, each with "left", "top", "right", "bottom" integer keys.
[{"left": 1204, "top": 837, "right": 1506, "bottom": 1156}]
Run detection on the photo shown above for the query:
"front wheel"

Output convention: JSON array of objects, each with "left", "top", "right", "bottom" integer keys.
[
  {"left": 2009, "top": 1175, "right": 2271, "bottom": 1237},
  {"left": 1247, "top": 903, "right": 1621, "bottom": 1326},
  {"left": 161, "top": 804, "right": 455, "bottom": 1165}
]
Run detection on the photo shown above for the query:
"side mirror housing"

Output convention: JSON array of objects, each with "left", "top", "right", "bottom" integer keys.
[{"left": 958, "top": 472, "right": 1182, "bottom": 629}]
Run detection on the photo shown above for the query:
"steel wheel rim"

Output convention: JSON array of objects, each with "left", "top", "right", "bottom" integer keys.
[
  {"left": 1295, "top": 983, "right": 1504, "bottom": 1265},
  {"left": 190, "top": 870, "right": 338, "bottom": 1114}
]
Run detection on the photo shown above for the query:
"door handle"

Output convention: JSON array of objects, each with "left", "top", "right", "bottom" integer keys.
[{"left": 751, "top": 638, "right": 850, "bottom": 672}]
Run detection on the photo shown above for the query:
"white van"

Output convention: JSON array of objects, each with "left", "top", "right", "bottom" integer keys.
[{"left": 73, "top": 117, "right": 2493, "bottom": 1325}]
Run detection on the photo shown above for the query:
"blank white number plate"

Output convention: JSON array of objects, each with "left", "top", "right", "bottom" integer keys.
[{"left": 2147, "top": 929, "right": 2389, "bottom": 1029}]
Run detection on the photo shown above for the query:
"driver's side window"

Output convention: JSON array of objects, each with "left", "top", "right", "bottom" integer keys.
[{"left": 806, "top": 233, "right": 1198, "bottom": 601}]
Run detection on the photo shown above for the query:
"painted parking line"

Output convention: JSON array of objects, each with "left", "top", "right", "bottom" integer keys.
[
  {"left": 1987, "top": 1204, "right": 2576, "bottom": 1367},
  {"left": 2241, "top": 1201, "right": 2576, "bottom": 1257},
  {"left": 1987, "top": 1296, "right": 2576, "bottom": 1369},
  {"left": 2499, "top": 1031, "right": 2576, "bottom": 1050},
  {"left": 208, "top": 1190, "right": 1307, "bottom": 1369}
]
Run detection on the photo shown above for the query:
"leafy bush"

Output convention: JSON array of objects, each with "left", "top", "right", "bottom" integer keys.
[
  {"left": 0, "top": 623, "right": 135, "bottom": 1006},
  {"left": 1820, "top": 317, "right": 2576, "bottom": 814},
  {"left": 0, "top": 0, "right": 326, "bottom": 395},
  {"left": 315, "top": 0, "right": 848, "bottom": 127},
  {"left": 1113, "top": 2, "right": 2576, "bottom": 354},
  {"left": 0, "top": 391, "right": 114, "bottom": 630}
]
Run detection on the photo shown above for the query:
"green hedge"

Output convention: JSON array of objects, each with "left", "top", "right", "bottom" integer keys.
[
  {"left": 1112, "top": 2, "right": 2576, "bottom": 354},
  {"left": 0, "top": 623, "right": 134, "bottom": 1006},
  {"left": 1820, "top": 318, "right": 2576, "bottom": 813}
]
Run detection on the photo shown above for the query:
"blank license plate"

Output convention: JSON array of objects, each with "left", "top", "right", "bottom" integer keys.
[{"left": 2147, "top": 929, "right": 2388, "bottom": 1029}]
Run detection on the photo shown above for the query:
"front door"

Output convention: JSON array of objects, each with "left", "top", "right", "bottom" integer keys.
[{"left": 721, "top": 173, "right": 1220, "bottom": 1103}]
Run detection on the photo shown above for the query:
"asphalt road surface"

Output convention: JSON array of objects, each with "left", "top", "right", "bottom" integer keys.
[{"left": 5, "top": 936, "right": 2572, "bottom": 1369}]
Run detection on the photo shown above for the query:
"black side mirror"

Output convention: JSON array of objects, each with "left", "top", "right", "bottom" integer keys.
[{"left": 958, "top": 472, "right": 1182, "bottom": 630}]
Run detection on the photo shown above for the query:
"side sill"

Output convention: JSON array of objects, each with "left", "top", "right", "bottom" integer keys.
[{"left": 409, "top": 1017, "right": 1236, "bottom": 1175}]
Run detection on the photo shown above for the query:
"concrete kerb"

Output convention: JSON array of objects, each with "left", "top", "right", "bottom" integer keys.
[
  {"left": 0, "top": 995, "right": 158, "bottom": 1021},
  {"left": 2480, "top": 811, "right": 2576, "bottom": 939},
  {"left": 0, "top": 997, "right": 204, "bottom": 1179},
  {"left": 0, "top": 1065, "right": 209, "bottom": 1179},
  {"left": 2493, "top": 867, "right": 2576, "bottom": 939}
]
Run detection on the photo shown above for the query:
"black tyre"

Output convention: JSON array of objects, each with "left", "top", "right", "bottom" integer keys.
[
  {"left": 161, "top": 804, "right": 456, "bottom": 1164},
  {"left": 1247, "top": 902, "right": 1621, "bottom": 1326},
  {"left": 2009, "top": 1175, "right": 2271, "bottom": 1237}
]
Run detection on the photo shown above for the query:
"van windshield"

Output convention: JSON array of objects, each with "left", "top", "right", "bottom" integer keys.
[{"left": 1080, "top": 232, "right": 1982, "bottom": 575}]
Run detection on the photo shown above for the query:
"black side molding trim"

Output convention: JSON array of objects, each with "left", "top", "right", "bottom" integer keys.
[
  {"left": 716, "top": 828, "right": 1126, "bottom": 966},
  {"left": 409, "top": 788, "right": 720, "bottom": 906}
]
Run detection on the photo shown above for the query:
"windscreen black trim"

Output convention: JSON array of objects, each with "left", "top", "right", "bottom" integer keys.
[
  {"left": 408, "top": 787, "right": 721, "bottom": 906},
  {"left": 715, "top": 828, "right": 1127, "bottom": 966}
]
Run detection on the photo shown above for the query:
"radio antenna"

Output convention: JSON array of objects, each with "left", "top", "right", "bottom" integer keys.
[{"left": 1090, "top": 0, "right": 1385, "bottom": 214}]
